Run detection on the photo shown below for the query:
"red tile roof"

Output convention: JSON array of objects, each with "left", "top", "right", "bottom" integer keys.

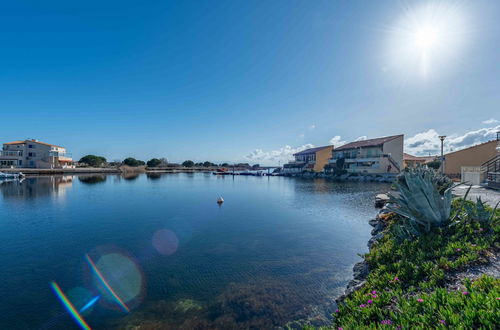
[
  {"left": 335, "top": 135, "right": 403, "bottom": 151},
  {"left": 293, "top": 145, "right": 332, "bottom": 156},
  {"left": 4, "top": 139, "right": 64, "bottom": 148},
  {"left": 404, "top": 153, "right": 435, "bottom": 162}
]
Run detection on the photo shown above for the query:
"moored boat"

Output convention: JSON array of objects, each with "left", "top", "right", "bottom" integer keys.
[{"left": 0, "top": 172, "right": 25, "bottom": 180}]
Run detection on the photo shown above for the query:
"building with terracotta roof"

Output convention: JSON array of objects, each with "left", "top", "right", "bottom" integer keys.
[
  {"left": 403, "top": 153, "right": 436, "bottom": 168},
  {"left": 283, "top": 145, "right": 333, "bottom": 174},
  {"left": 328, "top": 134, "right": 404, "bottom": 174},
  {"left": 0, "top": 139, "right": 73, "bottom": 168}
]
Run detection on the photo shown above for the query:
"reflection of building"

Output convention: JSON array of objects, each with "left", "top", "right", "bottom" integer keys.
[
  {"left": 283, "top": 146, "right": 333, "bottom": 174},
  {"left": 0, "top": 176, "right": 73, "bottom": 199},
  {"left": 403, "top": 153, "right": 435, "bottom": 168},
  {"left": 444, "top": 140, "right": 498, "bottom": 178},
  {"left": 329, "top": 135, "right": 403, "bottom": 174},
  {"left": 0, "top": 139, "right": 74, "bottom": 168}
]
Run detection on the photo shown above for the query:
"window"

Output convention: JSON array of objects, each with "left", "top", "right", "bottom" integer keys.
[{"left": 28, "top": 145, "right": 33, "bottom": 148}]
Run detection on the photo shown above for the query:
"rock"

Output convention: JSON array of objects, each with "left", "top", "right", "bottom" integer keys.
[
  {"left": 368, "top": 218, "right": 380, "bottom": 227},
  {"left": 371, "top": 222, "right": 385, "bottom": 235},
  {"left": 352, "top": 261, "right": 370, "bottom": 280},
  {"left": 336, "top": 280, "right": 366, "bottom": 303},
  {"left": 368, "top": 233, "right": 384, "bottom": 248},
  {"left": 375, "top": 193, "right": 390, "bottom": 208}
]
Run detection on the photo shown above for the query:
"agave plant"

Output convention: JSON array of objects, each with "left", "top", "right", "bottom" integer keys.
[
  {"left": 463, "top": 197, "right": 499, "bottom": 223},
  {"left": 388, "top": 168, "right": 453, "bottom": 233}
]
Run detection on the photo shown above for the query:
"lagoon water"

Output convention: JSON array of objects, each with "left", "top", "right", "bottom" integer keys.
[{"left": 0, "top": 173, "right": 389, "bottom": 329}]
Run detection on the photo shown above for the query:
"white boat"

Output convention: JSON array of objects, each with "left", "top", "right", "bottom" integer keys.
[{"left": 0, "top": 172, "right": 25, "bottom": 180}]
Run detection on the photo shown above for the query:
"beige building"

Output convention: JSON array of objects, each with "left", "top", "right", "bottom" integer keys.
[
  {"left": 444, "top": 140, "right": 498, "bottom": 177},
  {"left": 329, "top": 134, "right": 404, "bottom": 174},
  {"left": 0, "top": 139, "right": 73, "bottom": 168},
  {"left": 283, "top": 145, "right": 333, "bottom": 173},
  {"left": 403, "top": 153, "right": 435, "bottom": 168}
]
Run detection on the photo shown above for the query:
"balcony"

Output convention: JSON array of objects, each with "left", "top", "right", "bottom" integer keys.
[
  {"left": 48, "top": 152, "right": 72, "bottom": 158},
  {"left": 0, "top": 150, "right": 23, "bottom": 157}
]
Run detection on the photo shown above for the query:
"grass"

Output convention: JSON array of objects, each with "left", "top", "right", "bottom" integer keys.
[{"left": 306, "top": 199, "right": 500, "bottom": 329}]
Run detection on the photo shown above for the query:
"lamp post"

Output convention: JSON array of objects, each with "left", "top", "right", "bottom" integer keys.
[{"left": 439, "top": 136, "right": 446, "bottom": 174}]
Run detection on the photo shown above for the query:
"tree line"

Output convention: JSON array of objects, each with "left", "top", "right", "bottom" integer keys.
[{"left": 77, "top": 155, "right": 247, "bottom": 168}]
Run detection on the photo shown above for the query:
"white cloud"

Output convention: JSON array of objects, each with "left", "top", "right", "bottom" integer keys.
[
  {"left": 244, "top": 144, "right": 314, "bottom": 165},
  {"left": 298, "top": 133, "right": 305, "bottom": 138},
  {"left": 355, "top": 136, "right": 367, "bottom": 141},
  {"left": 329, "top": 135, "right": 347, "bottom": 147},
  {"left": 482, "top": 118, "right": 498, "bottom": 124},
  {"left": 405, "top": 125, "right": 500, "bottom": 156},
  {"left": 308, "top": 124, "right": 316, "bottom": 130}
]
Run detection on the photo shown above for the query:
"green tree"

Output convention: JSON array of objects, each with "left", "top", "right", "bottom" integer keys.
[
  {"left": 123, "top": 157, "right": 145, "bottom": 167},
  {"left": 147, "top": 158, "right": 162, "bottom": 167},
  {"left": 182, "top": 160, "right": 195, "bottom": 167},
  {"left": 426, "top": 160, "right": 441, "bottom": 170},
  {"left": 203, "top": 161, "right": 215, "bottom": 167},
  {"left": 79, "top": 155, "right": 107, "bottom": 167}
]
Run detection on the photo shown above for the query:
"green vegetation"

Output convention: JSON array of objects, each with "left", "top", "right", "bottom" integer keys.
[
  {"left": 182, "top": 160, "right": 195, "bottom": 167},
  {"left": 78, "top": 154, "right": 107, "bottom": 167},
  {"left": 426, "top": 160, "right": 442, "bottom": 170},
  {"left": 147, "top": 158, "right": 162, "bottom": 167},
  {"left": 309, "top": 169, "right": 499, "bottom": 329},
  {"left": 388, "top": 168, "right": 454, "bottom": 233},
  {"left": 123, "top": 157, "right": 146, "bottom": 167}
]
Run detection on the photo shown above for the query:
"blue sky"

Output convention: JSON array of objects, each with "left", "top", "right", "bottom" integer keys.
[{"left": 1, "top": 1, "right": 499, "bottom": 164}]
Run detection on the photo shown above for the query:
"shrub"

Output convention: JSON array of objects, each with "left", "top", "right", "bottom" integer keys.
[
  {"left": 147, "top": 158, "right": 162, "bottom": 167},
  {"left": 182, "top": 160, "right": 195, "bottom": 167},
  {"left": 427, "top": 160, "right": 442, "bottom": 170},
  {"left": 123, "top": 157, "right": 145, "bottom": 167},
  {"left": 78, "top": 155, "right": 107, "bottom": 167}
]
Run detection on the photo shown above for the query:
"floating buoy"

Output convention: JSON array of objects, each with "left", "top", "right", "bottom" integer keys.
[{"left": 217, "top": 197, "right": 224, "bottom": 204}]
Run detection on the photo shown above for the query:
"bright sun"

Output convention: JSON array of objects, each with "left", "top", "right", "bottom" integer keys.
[
  {"left": 414, "top": 26, "right": 439, "bottom": 51},
  {"left": 386, "top": 2, "right": 468, "bottom": 78}
]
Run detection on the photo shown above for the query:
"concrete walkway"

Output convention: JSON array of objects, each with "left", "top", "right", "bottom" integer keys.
[{"left": 452, "top": 185, "right": 500, "bottom": 207}]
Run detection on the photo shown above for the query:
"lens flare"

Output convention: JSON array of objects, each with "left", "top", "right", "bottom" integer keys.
[
  {"left": 152, "top": 229, "right": 179, "bottom": 256},
  {"left": 79, "top": 295, "right": 101, "bottom": 313},
  {"left": 50, "top": 281, "right": 91, "bottom": 330},
  {"left": 85, "top": 254, "right": 130, "bottom": 312}
]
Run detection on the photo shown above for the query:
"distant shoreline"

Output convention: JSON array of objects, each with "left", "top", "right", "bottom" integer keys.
[{"left": 0, "top": 167, "right": 236, "bottom": 176}]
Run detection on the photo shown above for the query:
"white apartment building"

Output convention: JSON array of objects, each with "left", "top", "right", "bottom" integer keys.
[{"left": 0, "top": 139, "right": 74, "bottom": 168}]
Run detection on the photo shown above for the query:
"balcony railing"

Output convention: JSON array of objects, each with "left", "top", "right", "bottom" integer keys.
[
  {"left": 0, "top": 151, "right": 23, "bottom": 157},
  {"left": 48, "top": 152, "right": 72, "bottom": 158}
]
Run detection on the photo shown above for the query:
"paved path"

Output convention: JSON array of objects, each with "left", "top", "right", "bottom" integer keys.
[{"left": 452, "top": 185, "right": 500, "bottom": 207}]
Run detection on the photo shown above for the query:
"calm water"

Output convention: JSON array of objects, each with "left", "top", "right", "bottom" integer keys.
[{"left": 0, "top": 173, "right": 388, "bottom": 329}]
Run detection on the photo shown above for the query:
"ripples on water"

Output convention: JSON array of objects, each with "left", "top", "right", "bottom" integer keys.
[{"left": 0, "top": 174, "right": 389, "bottom": 329}]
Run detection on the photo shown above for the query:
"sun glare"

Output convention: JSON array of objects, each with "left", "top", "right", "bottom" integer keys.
[
  {"left": 386, "top": 1, "right": 468, "bottom": 79},
  {"left": 414, "top": 26, "right": 439, "bottom": 50}
]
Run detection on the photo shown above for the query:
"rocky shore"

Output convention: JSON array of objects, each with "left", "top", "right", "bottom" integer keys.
[
  {"left": 336, "top": 196, "right": 500, "bottom": 305},
  {"left": 336, "top": 205, "right": 391, "bottom": 304}
]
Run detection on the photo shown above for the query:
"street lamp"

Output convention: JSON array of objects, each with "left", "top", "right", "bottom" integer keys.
[{"left": 439, "top": 136, "right": 446, "bottom": 174}]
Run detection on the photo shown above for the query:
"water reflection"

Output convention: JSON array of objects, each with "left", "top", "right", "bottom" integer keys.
[
  {"left": 78, "top": 175, "right": 107, "bottom": 185},
  {"left": 146, "top": 172, "right": 162, "bottom": 180},
  {"left": 122, "top": 173, "right": 140, "bottom": 181},
  {"left": 0, "top": 176, "right": 73, "bottom": 200}
]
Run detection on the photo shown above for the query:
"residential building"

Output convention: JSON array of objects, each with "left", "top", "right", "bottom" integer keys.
[
  {"left": 283, "top": 145, "right": 333, "bottom": 174},
  {"left": 444, "top": 140, "right": 498, "bottom": 178},
  {"left": 403, "top": 153, "right": 435, "bottom": 168},
  {"left": 329, "top": 134, "right": 404, "bottom": 174},
  {"left": 0, "top": 139, "right": 74, "bottom": 168},
  {"left": 482, "top": 133, "right": 500, "bottom": 189}
]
